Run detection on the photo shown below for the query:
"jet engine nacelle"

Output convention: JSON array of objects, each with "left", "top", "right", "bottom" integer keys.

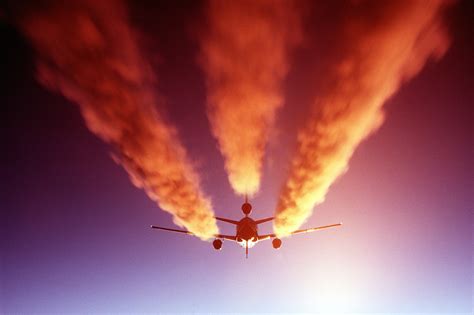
[
  {"left": 213, "top": 239, "right": 223, "bottom": 250},
  {"left": 272, "top": 238, "right": 282, "bottom": 249}
]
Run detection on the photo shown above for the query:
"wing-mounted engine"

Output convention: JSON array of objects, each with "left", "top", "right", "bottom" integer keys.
[
  {"left": 213, "top": 239, "right": 223, "bottom": 250},
  {"left": 272, "top": 238, "right": 282, "bottom": 249}
]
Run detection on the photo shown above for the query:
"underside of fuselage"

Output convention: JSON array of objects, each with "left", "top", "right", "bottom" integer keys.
[{"left": 236, "top": 217, "right": 259, "bottom": 247}]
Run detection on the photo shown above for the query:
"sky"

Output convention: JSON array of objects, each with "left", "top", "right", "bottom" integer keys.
[{"left": 1, "top": 0, "right": 472, "bottom": 314}]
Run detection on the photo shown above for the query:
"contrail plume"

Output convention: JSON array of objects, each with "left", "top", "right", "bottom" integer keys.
[
  {"left": 199, "top": 0, "right": 303, "bottom": 195},
  {"left": 274, "top": 0, "right": 451, "bottom": 236},
  {"left": 18, "top": 0, "right": 218, "bottom": 239}
]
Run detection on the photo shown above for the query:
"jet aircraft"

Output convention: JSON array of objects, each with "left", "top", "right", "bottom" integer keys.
[{"left": 151, "top": 197, "right": 342, "bottom": 258}]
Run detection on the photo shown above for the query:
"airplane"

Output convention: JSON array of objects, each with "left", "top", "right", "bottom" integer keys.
[{"left": 151, "top": 196, "right": 342, "bottom": 258}]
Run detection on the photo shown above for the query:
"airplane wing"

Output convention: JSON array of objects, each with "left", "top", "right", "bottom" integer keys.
[
  {"left": 257, "top": 234, "right": 273, "bottom": 241},
  {"left": 215, "top": 234, "right": 238, "bottom": 241},
  {"left": 150, "top": 225, "right": 237, "bottom": 241},
  {"left": 151, "top": 225, "right": 193, "bottom": 235},
  {"left": 290, "top": 223, "right": 342, "bottom": 235},
  {"left": 257, "top": 223, "right": 342, "bottom": 240}
]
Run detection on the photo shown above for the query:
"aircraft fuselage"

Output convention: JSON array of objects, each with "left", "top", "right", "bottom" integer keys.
[{"left": 236, "top": 217, "right": 258, "bottom": 247}]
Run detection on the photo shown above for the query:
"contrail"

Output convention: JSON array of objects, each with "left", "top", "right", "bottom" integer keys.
[
  {"left": 199, "top": 0, "right": 303, "bottom": 195},
  {"left": 18, "top": 0, "right": 218, "bottom": 239},
  {"left": 274, "top": 0, "right": 451, "bottom": 236}
]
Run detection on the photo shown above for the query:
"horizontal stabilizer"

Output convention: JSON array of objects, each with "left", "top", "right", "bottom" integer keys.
[
  {"left": 255, "top": 217, "right": 274, "bottom": 225},
  {"left": 215, "top": 217, "right": 239, "bottom": 225}
]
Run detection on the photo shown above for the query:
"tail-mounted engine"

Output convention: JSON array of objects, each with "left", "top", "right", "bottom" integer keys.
[
  {"left": 241, "top": 194, "right": 252, "bottom": 216},
  {"left": 241, "top": 202, "right": 252, "bottom": 216}
]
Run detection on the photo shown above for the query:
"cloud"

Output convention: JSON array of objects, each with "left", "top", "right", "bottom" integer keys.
[
  {"left": 19, "top": 0, "right": 218, "bottom": 239},
  {"left": 274, "top": 0, "right": 451, "bottom": 236},
  {"left": 199, "top": 0, "right": 303, "bottom": 195}
]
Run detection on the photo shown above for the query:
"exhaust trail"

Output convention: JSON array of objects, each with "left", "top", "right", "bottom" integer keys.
[
  {"left": 18, "top": 0, "right": 218, "bottom": 239},
  {"left": 274, "top": 0, "right": 451, "bottom": 236},
  {"left": 199, "top": 0, "right": 303, "bottom": 195}
]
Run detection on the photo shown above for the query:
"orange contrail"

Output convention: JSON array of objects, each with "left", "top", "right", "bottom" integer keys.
[
  {"left": 274, "top": 0, "right": 451, "bottom": 236},
  {"left": 199, "top": 0, "right": 303, "bottom": 195},
  {"left": 19, "top": 0, "right": 218, "bottom": 239}
]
